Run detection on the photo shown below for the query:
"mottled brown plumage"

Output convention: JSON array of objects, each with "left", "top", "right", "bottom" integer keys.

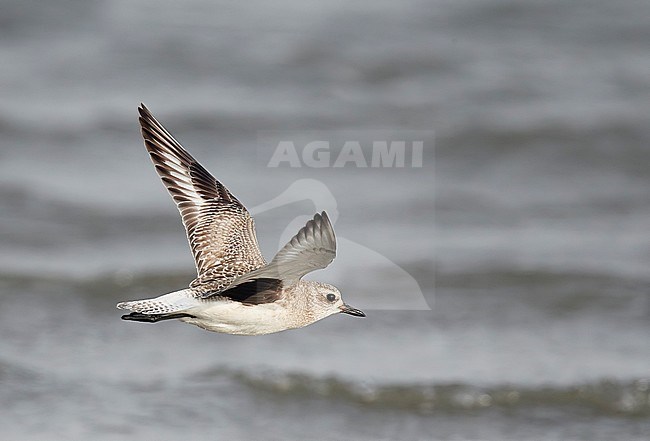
[
  {"left": 117, "top": 104, "right": 364, "bottom": 335},
  {"left": 139, "top": 105, "right": 266, "bottom": 292}
]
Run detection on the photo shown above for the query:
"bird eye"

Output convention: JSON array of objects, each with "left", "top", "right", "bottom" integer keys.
[{"left": 326, "top": 293, "right": 337, "bottom": 302}]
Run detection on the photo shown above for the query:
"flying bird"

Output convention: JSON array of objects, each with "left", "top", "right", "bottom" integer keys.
[{"left": 117, "top": 104, "right": 364, "bottom": 335}]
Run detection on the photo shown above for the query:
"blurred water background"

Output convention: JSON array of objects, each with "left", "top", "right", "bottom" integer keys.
[{"left": 1, "top": 0, "right": 649, "bottom": 440}]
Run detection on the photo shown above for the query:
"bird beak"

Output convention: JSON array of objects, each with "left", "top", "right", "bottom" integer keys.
[{"left": 339, "top": 304, "right": 366, "bottom": 317}]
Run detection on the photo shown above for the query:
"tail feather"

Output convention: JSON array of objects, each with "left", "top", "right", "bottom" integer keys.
[
  {"left": 116, "top": 289, "right": 200, "bottom": 315},
  {"left": 121, "top": 312, "right": 195, "bottom": 323}
]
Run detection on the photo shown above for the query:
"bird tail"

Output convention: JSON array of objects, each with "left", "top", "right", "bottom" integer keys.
[
  {"left": 120, "top": 311, "right": 195, "bottom": 323},
  {"left": 116, "top": 289, "right": 201, "bottom": 316}
]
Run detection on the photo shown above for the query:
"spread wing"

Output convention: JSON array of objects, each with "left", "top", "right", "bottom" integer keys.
[
  {"left": 202, "top": 211, "right": 336, "bottom": 299},
  {"left": 138, "top": 104, "right": 266, "bottom": 282}
]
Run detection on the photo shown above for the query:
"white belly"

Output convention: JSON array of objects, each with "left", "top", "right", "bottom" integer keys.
[{"left": 181, "top": 301, "right": 301, "bottom": 335}]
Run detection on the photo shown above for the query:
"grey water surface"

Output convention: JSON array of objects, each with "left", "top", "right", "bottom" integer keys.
[{"left": 1, "top": 0, "right": 649, "bottom": 440}]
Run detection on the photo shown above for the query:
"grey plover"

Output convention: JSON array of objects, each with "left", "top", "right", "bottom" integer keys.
[{"left": 117, "top": 104, "right": 365, "bottom": 335}]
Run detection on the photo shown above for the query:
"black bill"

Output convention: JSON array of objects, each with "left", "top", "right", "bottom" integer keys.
[{"left": 339, "top": 304, "right": 366, "bottom": 317}]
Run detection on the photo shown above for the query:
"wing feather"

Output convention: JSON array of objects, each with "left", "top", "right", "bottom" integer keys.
[
  {"left": 202, "top": 211, "right": 336, "bottom": 298},
  {"left": 138, "top": 104, "right": 266, "bottom": 281}
]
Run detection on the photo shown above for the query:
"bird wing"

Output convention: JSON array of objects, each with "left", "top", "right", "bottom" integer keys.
[
  {"left": 202, "top": 211, "right": 336, "bottom": 299},
  {"left": 214, "top": 278, "right": 284, "bottom": 305},
  {"left": 138, "top": 104, "right": 266, "bottom": 281}
]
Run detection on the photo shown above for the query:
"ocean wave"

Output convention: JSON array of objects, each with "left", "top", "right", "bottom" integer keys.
[
  {"left": 201, "top": 369, "right": 650, "bottom": 417},
  {"left": 0, "top": 358, "right": 39, "bottom": 383},
  {"left": 2, "top": 264, "right": 648, "bottom": 289},
  {"left": 1, "top": 266, "right": 647, "bottom": 318},
  {"left": 0, "top": 269, "right": 193, "bottom": 289}
]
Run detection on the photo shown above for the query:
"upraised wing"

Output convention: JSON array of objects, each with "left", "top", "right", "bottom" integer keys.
[
  {"left": 138, "top": 104, "right": 266, "bottom": 283},
  {"left": 203, "top": 211, "right": 336, "bottom": 299}
]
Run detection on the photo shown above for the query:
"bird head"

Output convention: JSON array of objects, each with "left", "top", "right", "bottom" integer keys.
[{"left": 306, "top": 282, "right": 365, "bottom": 322}]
